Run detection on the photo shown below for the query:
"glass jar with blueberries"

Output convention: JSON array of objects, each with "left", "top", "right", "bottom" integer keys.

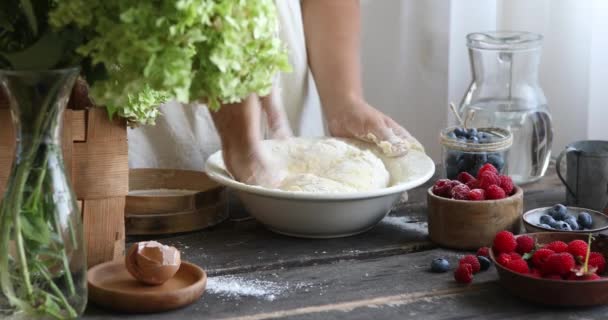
[{"left": 441, "top": 126, "right": 513, "bottom": 179}]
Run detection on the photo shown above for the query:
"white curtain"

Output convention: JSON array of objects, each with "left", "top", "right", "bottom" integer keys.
[{"left": 361, "top": 0, "right": 608, "bottom": 161}]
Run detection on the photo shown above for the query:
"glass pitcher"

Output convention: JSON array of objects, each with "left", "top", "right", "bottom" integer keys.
[{"left": 459, "top": 31, "right": 553, "bottom": 184}]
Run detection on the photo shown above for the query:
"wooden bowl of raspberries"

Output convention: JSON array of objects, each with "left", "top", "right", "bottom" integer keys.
[
  {"left": 490, "top": 231, "right": 608, "bottom": 306},
  {"left": 427, "top": 163, "right": 523, "bottom": 250}
]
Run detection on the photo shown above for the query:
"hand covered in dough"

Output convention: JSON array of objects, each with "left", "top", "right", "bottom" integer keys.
[{"left": 325, "top": 99, "right": 424, "bottom": 157}]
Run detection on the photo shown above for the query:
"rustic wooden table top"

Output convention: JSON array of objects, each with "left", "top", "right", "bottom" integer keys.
[{"left": 85, "top": 166, "right": 608, "bottom": 319}]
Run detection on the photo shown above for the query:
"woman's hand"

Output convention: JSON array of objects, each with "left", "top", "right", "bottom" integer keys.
[{"left": 325, "top": 98, "right": 423, "bottom": 157}]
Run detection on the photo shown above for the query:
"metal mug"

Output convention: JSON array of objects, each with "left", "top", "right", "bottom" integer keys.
[{"left": 556, "top": 140, "right": 608, "bottom": 212}]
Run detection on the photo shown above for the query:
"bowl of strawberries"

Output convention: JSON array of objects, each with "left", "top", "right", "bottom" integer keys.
[
  {"left": 427, "top": 163, "right": 523, "bottom": 250},
  {"left": 490, "top": 231, "right": 608, "bottom": 306}
]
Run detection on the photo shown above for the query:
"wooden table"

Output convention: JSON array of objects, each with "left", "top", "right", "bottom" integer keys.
[{"left": 85, "top": 166, "right": 608, "bottom": 319}]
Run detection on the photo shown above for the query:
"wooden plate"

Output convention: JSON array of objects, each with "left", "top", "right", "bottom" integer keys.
[
  {"left": 490, "top": 232, "right": 608, "bottom": 306},
  {"left": 88, "top": 260, "right": 207, "bottom": 313},
  {"left": 126, "top": 169, "right": 228, "bottom": 235}
]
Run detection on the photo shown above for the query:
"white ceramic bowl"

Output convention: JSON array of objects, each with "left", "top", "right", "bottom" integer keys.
[{"left": 204, "top": 138, "right": 435, "bottom": 238}]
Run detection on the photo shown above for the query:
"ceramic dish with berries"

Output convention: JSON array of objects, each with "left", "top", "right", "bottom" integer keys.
[
  {"left": 523, "top": 204, "right": 608, "bottom": 234},
  {"left": 427, "top": 164, "right": 524, "bottom": 250},
  {"left": 489, "top": 230, "right": 608, "bottom": 306}
]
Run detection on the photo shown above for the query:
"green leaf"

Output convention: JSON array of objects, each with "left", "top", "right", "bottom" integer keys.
[{"left": 20, "top": 214, "right": 50, "bottom": 244}]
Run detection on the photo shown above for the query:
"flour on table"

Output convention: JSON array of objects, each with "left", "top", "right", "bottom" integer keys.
[
  {"left": 271, "top": 138, "right": 390, "bottom": 193},
  {"left": 206, "top": 275, "right": 309, "bottom": 301}
]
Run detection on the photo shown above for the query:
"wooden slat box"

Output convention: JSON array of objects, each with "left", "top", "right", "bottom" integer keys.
[{"left": 0, "top": 100, "right": 128, "bottom": 268}]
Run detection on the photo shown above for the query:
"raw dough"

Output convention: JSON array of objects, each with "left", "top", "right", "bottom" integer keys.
[{"left": 270, "top": 138, "right": 390, "bottom": 193}]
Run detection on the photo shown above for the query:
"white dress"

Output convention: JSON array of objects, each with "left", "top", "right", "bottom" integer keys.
[{"left": 128, "top": 0, "right": 324, "bottom": 170}]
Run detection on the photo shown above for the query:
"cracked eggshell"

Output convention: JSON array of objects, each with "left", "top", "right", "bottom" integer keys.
[{"left": 125, "top": 241, "right": 181, "bottom": 285}]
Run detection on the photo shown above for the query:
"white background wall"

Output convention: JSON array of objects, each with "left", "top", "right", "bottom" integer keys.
[{"left": 360, "top": 0, "right": 608, "bottom": 161}]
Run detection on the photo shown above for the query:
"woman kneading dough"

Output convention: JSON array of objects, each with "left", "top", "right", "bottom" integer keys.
[{"left": 128, "top": 1, "right": 423, "bottom": 190}]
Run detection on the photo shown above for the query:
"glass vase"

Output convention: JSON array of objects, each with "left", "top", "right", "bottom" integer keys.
[{"left": 0, "top": 68, "right": 87, "bottom": 319}]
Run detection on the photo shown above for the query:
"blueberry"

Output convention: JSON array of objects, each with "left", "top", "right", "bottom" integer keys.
[
  {"left": 446, "top": 152, "right": 460, "bottom": 165},
  {"left": 453, "top": 127, "right": 466, "bottom": 138},
  {"left": 478, "top": 132, "right": 489, "bottom": 141},
  {"left": 487, "top": 154, "right": 504, "bottom": 172},
  {"left": 469, "top": 136, "right": 480, "bottom": 143},
  {"left": 578, "top": 212, "right": 593, "bottom": 229},
  {"left": 477, "top": 256, "right": 492, "bottom": 271},
  {"left": 457, "top": 157, "right": 474, "bottom": 172},
  {"left": 475, "top": 153, "right": 488, "bottom": 165},
  {"left": 446, "top": 166, "right": 459, "bottom": 180},
  {"left": 549, "top": 204, "right": 568, "bottom": 221},
  {"left": 467, "top": 128, "right": 478, "bottom": 138},
  {"left": 564, "top": 216, "right": 579, "bottom": 230},
  {"left": 539, "top": 223, "right": 553, "bottom": 229},
  {"left": 447, "top": 131, "right": 457, "bottom": 139},
  {"left": 430, "top": 258, "right": 450, "bottom": 273},
  {"left": 539, "top": 214, "right": 556, "bottom": 226},
  {"left": 553, "top": 221, "right": 572, "bottom": 231}
]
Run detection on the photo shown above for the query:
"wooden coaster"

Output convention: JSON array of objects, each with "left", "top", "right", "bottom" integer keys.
[
  {"left": 126, "top": 169, "right": 228, "bottom": 235},
  {"left": 88, "top": 260, "right": 207, "bottom": 313}
]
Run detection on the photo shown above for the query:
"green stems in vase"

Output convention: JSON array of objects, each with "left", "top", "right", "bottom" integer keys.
[{"left": 0, "top": 68, "right": 87, "bottom": 319}]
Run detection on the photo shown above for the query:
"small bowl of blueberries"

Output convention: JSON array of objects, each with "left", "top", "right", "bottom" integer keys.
[{"left": 523, "top": 204, "right": 608, "bottom": 233}]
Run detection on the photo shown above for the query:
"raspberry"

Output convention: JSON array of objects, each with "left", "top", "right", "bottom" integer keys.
[
  {"left": 450, "top": 184, "right": 471, "bottom": 200},
  {"left": 516, "top": 236, "right": 535, "bottom": 255},
  {"left": 467, "top": 189, "right": 486, "bottom": 201},
  {"left": 544, "top": 241, "right": 568, "bottom": 253},
  {"left": 589, "top": 252, "right": 606, "bottom": 274},
  {"left": 567, "top": 240, "right": 588, "bottom": 260},
  {"left": 499, "top": 175, "right": 515, "bottom": 195},
  {"left": 476, "top": 247, "right": 490, "bottom": 258},
  {"left": 459, "top": 255, "right": 481, "bottom": 273},
  {"left": 496, "top": 253, "right": 512, "bottom": 266},
  {"left": 506, "top": 259, "right": 530, "bottom": 274},
  {"left": 567, "top": 273, "right": 601, "bottom": 281},
  {"left": 432, "top": 179, "right": 454, "bottom": 197},
  {"left": 457, "top": 172, "right": 476, "bottom": 184},
  {"left": 478, "top": 171, "right": 501, "bottom": 190},
  {"left": 493, "top": 230, "right": 517, "bottom": 254},
  {"left": 477, "top": 163, "right": 499, "bottom": 178},
  {"left": 543, "top": 253, "right": 576, "bottom": 276},
  {"left": 485, "top": 185, "right": 507, "bottom": 200},
  {"left": 466, "top": 179, "right": 480, "bottom": 189},
  {"left": 510, "top": 252, "right": 522, "bottom": 260},
  {"left": 454, "top": 263, "right": 473, "bottom": 284},
  {"left": 531, "top": 248, "right": 555, "bottom": 269}
]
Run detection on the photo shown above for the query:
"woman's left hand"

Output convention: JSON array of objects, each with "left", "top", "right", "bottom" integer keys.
[{"left": 325, "top": 98, "right": 423, "bottom": 157}]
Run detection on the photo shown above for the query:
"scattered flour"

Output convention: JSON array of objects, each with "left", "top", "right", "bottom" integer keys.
[
  {"left": 381, "top": 216, "right": 428, "bottom": 233},
  {"left": 206, "top": 276, "right": 309, "bottom": 302}
]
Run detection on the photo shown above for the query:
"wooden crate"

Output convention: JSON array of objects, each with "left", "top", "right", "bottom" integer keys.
[{"left": 0, "top": 101, "right": 128, "bottom": 268}]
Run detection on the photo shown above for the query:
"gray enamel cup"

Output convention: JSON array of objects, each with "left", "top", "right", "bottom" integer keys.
[{"left": 556, "top": 140, "right": 608, "bottom": 212}]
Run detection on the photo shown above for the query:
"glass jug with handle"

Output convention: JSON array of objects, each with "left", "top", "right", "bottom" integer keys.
[{"left": 459, "top": 31, "right": 553, "bottom": 184}]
